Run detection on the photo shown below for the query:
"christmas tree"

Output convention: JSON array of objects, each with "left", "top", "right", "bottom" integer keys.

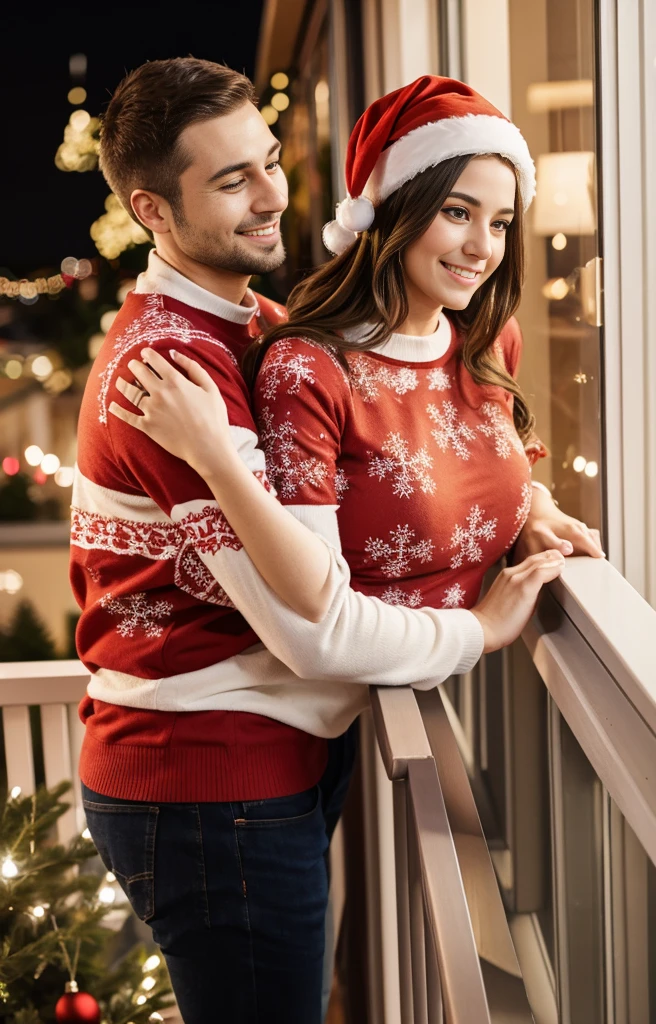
[{"left": 0, "top": 783, "right": 173, "bottom": 1022}]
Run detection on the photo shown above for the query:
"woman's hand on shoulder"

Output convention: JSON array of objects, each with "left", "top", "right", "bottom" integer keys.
[
  {"left": 109, "top": 347, "right": 234, "bottom": 477},
  {"left": 514, "top": 484, "right": 604, "bottom": 562}
]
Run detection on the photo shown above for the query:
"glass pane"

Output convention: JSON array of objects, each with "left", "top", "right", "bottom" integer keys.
[{"left": 507, "top": 0, "right": 603, "bottom": 529}]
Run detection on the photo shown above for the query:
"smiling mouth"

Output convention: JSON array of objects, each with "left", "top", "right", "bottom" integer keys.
[
  {"left": 441, "top": 261, "right": 481, "bottom": 280},
  {"left": 239, "top": 221, "right": 279, "bottom": 238}
]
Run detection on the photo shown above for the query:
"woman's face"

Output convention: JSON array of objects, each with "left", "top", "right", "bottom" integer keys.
[{"left": 402, "top": 156, "right": 517, "bottom": 314}]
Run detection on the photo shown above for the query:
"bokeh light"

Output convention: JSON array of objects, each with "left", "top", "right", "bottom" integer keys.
[
  {"left": 552, "top": 232, "right": 568, "bottom": 250},
  {"left": 271, "top": 92, "right": 290, "bottom": 112},
  {"left": 270, "top": 72, "right": 289, "bottom": 90},
  {"left": 572, "top": 456, "right": 587, "bottom": 473},
  {"left": 31, "top": 355, "right": 53, "bottom": 380},
  {"left": 100, "top": 310, "right": 119, "bottom": 333},
  {"left": 261, "top": 105, "right": 279, "bottom": 125},
  {"left": 2, "top": 458, "right": 20, "bottom": 476},
  {"left": 4, "top": 360, "right": 23, "bottom": 380},
  {"left": 54, "top": 466, "right": 75, "bottom": 488},
  {"left": 90, "top": 194, "right": 149, "bottom": 259},
  {"left": 69, "top": 110, "right": 91, "bottom": 132},
  {"left": 68, "top": 86, "right": 87, "bottom": 105},
  {"left": 0, "top": 571, "right": 23, "bottom": 595},
  {"left": 25, "top": 445, "right": 44, "bottom": 467},
  {"left": 41, "top": 454, "right": 61, "bottom": 476},
  {"left": 584, "top": 460, "right": 598, "bottom": 478}
]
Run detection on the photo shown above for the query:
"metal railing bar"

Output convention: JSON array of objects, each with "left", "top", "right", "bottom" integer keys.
[
  {"left": 407, "top": 757, "right": 491, "bottom": 1023},
  {"left": 393, "top": 781, "right": 415, "bottom": 1024},
  {"left": 370, "top": 686, "right": 432, "bottom": 780},
  {"left": 525, "top": 591, "right": 656, "bottom": 867},
  {"left": 424, "top": 901, "right": 444, "bottom": 1022},
  {"left": 407, "top": 794, "right": 429, "bottom": 1024},
  {"left": 548, "top": 559, "right": 656, "bottom": 733}
]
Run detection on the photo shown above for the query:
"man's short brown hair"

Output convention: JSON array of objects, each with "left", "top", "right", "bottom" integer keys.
[{"left": 100, "top": 58, "right": 256, "bottom": 224}]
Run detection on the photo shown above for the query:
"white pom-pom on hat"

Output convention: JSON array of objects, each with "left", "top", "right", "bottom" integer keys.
[
  {"left": 322, "top": 219, "right": 358, "bottom": 255},
  {"left": 337, "top": 195, "right": 375, "bottom": 233}
]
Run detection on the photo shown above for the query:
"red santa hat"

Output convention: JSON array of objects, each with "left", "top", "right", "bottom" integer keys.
[{"left": 323, "top": 75, "right": 536, "bottom": 255}]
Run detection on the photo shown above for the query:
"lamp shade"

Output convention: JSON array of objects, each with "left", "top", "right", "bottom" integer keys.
[{"left": 532, "top": 151, "right": 596, "bottom": 236}]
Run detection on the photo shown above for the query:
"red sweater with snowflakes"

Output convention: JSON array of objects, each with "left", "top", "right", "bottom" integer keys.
[{"left": 73, "top": 251, "right": 530, "bottom": 804}]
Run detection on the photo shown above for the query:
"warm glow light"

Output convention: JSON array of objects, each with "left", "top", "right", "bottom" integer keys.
[
  {"left": 55, "top": 466, "right": 75, "bottom": 488},
  {"left": 141, "top": 976, "right": 156, "bottom": 992},
  {"left": 25, "top": 445, "right": 44, "bottom": 467},
  {"left": 541, "top": 277, "right": 570, "bottom": 301},
  {"left": 2, "top": 458, "right": 20, "bottom": 476},
  {"left": 149, "top": 1015, "right": 164, "bottom": 1023},
  {"left": 0, "top": 572, "right": 24, "bottom": 595},
  {"left": 10, "top": 787, "right": 21, "bottom": 799},
  {"left": 41, "top": 454, "right": 61, "bottom": 476},
  {"left": 33, "top": 469, "right": 47, "bottom": 486},
  {"left": 271, "top": 92, "right": 290, "bottom": 111},
  {"left": 32, "top": 905, "right": 45, "bottom": 918},
  {"left": 584, "top": 460, "right": 598, "bottom": 477},
  {"left": 90, "top": 194, "right": 149, "bottom": 259},
  {"left": 260, "top": 105, "right": 279, "bottom": 125},
  {"left": 4, "top": 360, "right": 22, "bottom": 380},
  {"left": 2, "top": 858, "right": 18, "bottom": 878},
  {"left": 136, "top": 995, "right": 147, "bottom": 1006},
  {"left": 82, "top": 828, "right": 92, "bottom": 840},
  {"left": 315, "top": 80, "right": 330, "bottom": 104},
  {"left": 70, "top": 109, "right": 91, "bottom": 132},
  {"left": 143, "top": 955, "right": 161, "bottom": 973},
  {"left": 31, "top": 355, "right": 54, "bottom": 380},
  {"left": 572, "top": 456, "right": 587, "bottom": 473},
  {"left": 105, "top": 871, "right": 116, "bottom": 883},
  {"left": 98, "top": 886, "right": 116, "bottom": 904},
  {"left": 117, "top": 280, "right": 137, "bottom": 304},
  {"left": 100, "top": 310, "right": 119, "bottom": 333},
  {"left": 551, "top": 232, "right": 567, "bottom": 250},
  {"left": 270, "top": 72, "right": 289, "bottom": 90},
  {"left": 88, "top": 333, "right": 105, "bottom": 360},
  {"left": 533, "top": 152, "right": 596, "bottom": 236},
  {"left": 68, "top": 86, "right": 87, "bottom": 105}
]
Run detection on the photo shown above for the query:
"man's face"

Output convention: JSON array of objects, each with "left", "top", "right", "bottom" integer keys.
[{"left": 170, "top": 103, "right": 288, "bottom": 275}]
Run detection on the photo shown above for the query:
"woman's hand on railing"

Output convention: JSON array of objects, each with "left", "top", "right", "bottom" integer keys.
[{"left": 471, "top": 550, "right": 565, "bottom": 653}]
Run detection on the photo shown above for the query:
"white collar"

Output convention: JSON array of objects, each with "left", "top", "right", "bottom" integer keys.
[
  {"left": 345, "top": 312, "right": 452, "bottom": 363},
  {"left": 134, "top": 249, "right": 259, "bottom": 325}
]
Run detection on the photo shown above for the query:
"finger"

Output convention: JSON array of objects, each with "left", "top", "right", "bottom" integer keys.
[
  {"left": 170, "top": 349, "right": 216, "bottom": 392},
  {"left": 127, "top": 359, "right": 159, "bottom": 392},
  {"left": 570, "top": 523, "right": 604, "bottom": 558},
  {"left": 139, "top": 347, "right": 180, "bottom": 383},
  {"left": 533, "top": 525, "right": 574, "bottom": 556},
  {"left": 116, "top": 377, "right": 149, "bottom": 408},
  {"left": 588, "top": 528, "right": 605, "bottom": 556},
  {"left": 109, "top": 401, "right": 146, "bottom": 430},
  {"left": 506, "top": 549, "right": 564, "bottom": 575}
]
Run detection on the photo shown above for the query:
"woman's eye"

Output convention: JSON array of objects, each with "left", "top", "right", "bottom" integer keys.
[
  {"left": 443, "top": 206, "right": 469, "bottom": 220},
  {"left": 492, "top": 220, "right": 511, "bottom": 232}
]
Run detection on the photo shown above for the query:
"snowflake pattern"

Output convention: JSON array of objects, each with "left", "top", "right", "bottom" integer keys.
[
  {"left": 99, "top": 592, "right": 174, "bottom": 638},
  {"left": 174, "top": 546, "right": 234, "bottom": 607},
  {"left": 71, "top": 509, "right": 181, "bottom": 560},
  {"left": 259, "top": 407, "right": 329, "bottom": 499},
  {"left": 427, "top": 400, "right": 477, "bottom": 460},
  {"left": 334, "top": 468, "right": 349, "bottom": 502},
  {"left": 448, "top": 505, "right": 498, "bottom": 569},
  {"left": 441, "top": 582, "right": 466, "bottom": 608},
  {"left": 427, "top": 368, "right": 451, "bottom": 391},
  {"left": 368, "top": 432, "right": 436, "bottom": 498},
  {"left": 381, "top": 585, "right": 423, "bottom": 608},
  {"left": 258, "top": 339, "right": 317, "bottom": 400},
  {"left": 350, "top": 357, "right": 419, "bottom": 402},
  {"left": 97, "top": 294, "right": 239, "bottom": 424},
  {"left": 509, "top": 482, "right": 533, "bottom": 543},
  {"left": 477, "top": 402, "right": 526, "bottom": 459},
  {"left": 365, "top": 524, "right": 434, "bottom": 578},
  {"left": 177, "top": 505, "right": 242, "bottom": 555}
]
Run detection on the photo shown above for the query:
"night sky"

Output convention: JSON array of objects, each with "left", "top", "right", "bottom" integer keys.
[{"left": 1, "top": 4, "right": 264, "bottom": 273}]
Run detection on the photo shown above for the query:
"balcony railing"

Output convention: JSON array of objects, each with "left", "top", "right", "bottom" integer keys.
[{"left": 1, "top": 557, "right": 655, "bottom": 1022}]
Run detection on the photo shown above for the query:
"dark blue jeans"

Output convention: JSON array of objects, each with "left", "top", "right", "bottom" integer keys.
[{"left": 81, "top": 726, "right": 357, "bottom": 1024}]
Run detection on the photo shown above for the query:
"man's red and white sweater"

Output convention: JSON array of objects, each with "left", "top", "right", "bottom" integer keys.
[{"left": 72, "top": 251, "right": 529, "bottom": 804}]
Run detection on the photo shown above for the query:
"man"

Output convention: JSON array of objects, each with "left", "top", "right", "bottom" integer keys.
[{"left": 73, "top": 57, "right": 484, "bottom": 1022}]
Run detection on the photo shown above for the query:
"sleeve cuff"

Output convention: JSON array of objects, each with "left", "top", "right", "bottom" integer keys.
[{"left": 450, "top": 608, "right": 486, "bottom": 674}]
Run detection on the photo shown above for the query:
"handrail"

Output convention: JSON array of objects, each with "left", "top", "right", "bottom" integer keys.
[
  {"left": 523, "top": 559, "right": 656, "bottom": 866},
  {"left": 371, "top": 686, "right": 492, "bottom": 1023},
  {"left": 0, "top": 659, "right": 89, "bottom": 705}
]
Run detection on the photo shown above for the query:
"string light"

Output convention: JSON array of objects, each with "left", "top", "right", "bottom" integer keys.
[
  {"left": 136, "top": 995, "right": 147, "bottom": 1006},
  {"left": 90, "top": 194, "right": 149, "bottom": 259},
  {"left": 2, "top": 857, "right": 18, "bottom": 879},
  {"left": 2, "top": 458, "right": 20, "bottom": 476},
  {"left": 68, "top": 86, "right": 87, "bottom": 105},
  {"left": 98, "top": 886, "right": 116, "bottom": 904},
  {"left": 271, "top": 92, "right": 290, "bottom": 112},
  {"left": 4, "top": 360, "right": 23, "bottom": 379},
  {"left": 105, "top": 871, "right": 116, "bottom": 883},
  {"left": 41, "top": 454, "right": 61, "bottom": 476},
  {"left": 32, "top": 905, "right": 46, "bottom": 919},
  {"left": 55, "top": 467, "right": 75, "bottom": 488},
  {"left": 25, "top": 446, "right": 44, "bottom": 467},
  {"left": 0, "top": 571, "right": 24, "bottom": 595},
  {"left": 270, "top": 72, "right": 289, "bottom": 90},
  {"left": 88, "top": 333, "right": 105, "bottom": 360},
  {"left": 55, "top": 113, "right": 100, "bottom": 172},
  {"left": 572, "top": 456, "right": 587, "bottom": 473},
  {"left": 143, "top": 955, "right": 161, "bottom": 973},
  {"left": 81, "top": 828, "right": 92, "bottom": 840},
  {"left": 10, "top": 787, "right": 21, "bottom": 799},
  {"left": 149, "top": 1015, "right": 165, "bottom": 1023},
  {"left": 551, "top": 232, "right": 568, "bottom": 250},
  {"left": 261, "top": 105, "right": 279, "bottom": 126},
  {"left": 31, "top": 355, "right": 54, "bottom": 380},
  {"left": 584, "top": 461, "right": 598, "bottom": 477},
  {"left": 100, "top": 310, "right": 119, "bottom": 333},
  {"left": 141, "top": 977, "right": 156, "bottom": 992}
]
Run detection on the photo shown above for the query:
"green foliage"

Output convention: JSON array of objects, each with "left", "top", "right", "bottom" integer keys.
[
  {"left": 0, "top": 477, "right": 38, "bottom": 524},
  {"left": 0, "top": 603, "right": 57, "bottom": 663},
  {"left": 0, "top": 783, "right": 173, "bottom": 1023}
]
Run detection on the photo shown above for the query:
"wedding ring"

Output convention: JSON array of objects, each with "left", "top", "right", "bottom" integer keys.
[{"left": 134, "top": 388, "right": 149, "bottom": 410}]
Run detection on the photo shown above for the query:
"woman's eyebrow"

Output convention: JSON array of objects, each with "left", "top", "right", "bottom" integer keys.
[{"left": 447, "top": 191, "right": 514, "bottom": 216}]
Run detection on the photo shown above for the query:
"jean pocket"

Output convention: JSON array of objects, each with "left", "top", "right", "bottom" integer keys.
[
  {"left": 235, "top": 785, "right": 320, "bottom": 828},
  {"left": 82, "top": 799, "right": 158, "bottom": 922}
]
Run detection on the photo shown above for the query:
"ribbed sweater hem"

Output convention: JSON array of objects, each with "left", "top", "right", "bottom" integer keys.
[{"left": 79, "top": 732, "right": 329, "bottom": 803}]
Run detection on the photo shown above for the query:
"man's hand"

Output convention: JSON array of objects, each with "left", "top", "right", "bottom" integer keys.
[{"left": 514, "top": 483, "right": 604, "bottom": 563}]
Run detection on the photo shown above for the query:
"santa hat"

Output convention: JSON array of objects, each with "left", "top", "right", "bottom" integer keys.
[{"left": 323, "top": 75, "right": 536, "bottom": 255}]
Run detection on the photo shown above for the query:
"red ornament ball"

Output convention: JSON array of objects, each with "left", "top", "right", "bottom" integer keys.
[{"left": 55, "top": 990, "right": 101, "bottom": 1024}]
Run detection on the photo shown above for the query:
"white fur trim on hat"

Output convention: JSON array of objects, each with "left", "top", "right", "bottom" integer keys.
[{"left": 362, "top": 113, "right": 536, "bottom": 210}]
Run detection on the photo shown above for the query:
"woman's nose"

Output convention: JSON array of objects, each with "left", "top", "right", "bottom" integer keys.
[{"left": 463, "top": 225, "right": 493, "bottom": 262}]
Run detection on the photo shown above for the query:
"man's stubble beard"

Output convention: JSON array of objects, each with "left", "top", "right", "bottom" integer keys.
[{"left": 177, "top": 220, "right": 286, "bottom": 276}]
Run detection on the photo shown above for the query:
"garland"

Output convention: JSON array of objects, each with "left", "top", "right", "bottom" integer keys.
[{"left": 0, "top": 257, "right": 93, "bottom": 301}]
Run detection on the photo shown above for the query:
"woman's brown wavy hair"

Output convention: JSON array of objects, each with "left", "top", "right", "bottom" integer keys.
[{"left": 244, "top": 154, "right": 535, "bottom": 442}]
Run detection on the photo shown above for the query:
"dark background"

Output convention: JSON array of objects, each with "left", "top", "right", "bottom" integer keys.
[{"left": 1, "top": 4, "right": 264, "bottom": 272}]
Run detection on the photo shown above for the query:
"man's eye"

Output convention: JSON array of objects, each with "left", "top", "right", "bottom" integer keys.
[
  {"left": 220, "top": 179, "right": 246, "bottom": 192},
  {"left": 266, "top": 160, "right": 280, "bottom": 171}
]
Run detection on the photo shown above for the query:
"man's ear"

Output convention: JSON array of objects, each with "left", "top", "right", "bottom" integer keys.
[{"left": 131, "top": 189, "right": 173, "bottom": 235}]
